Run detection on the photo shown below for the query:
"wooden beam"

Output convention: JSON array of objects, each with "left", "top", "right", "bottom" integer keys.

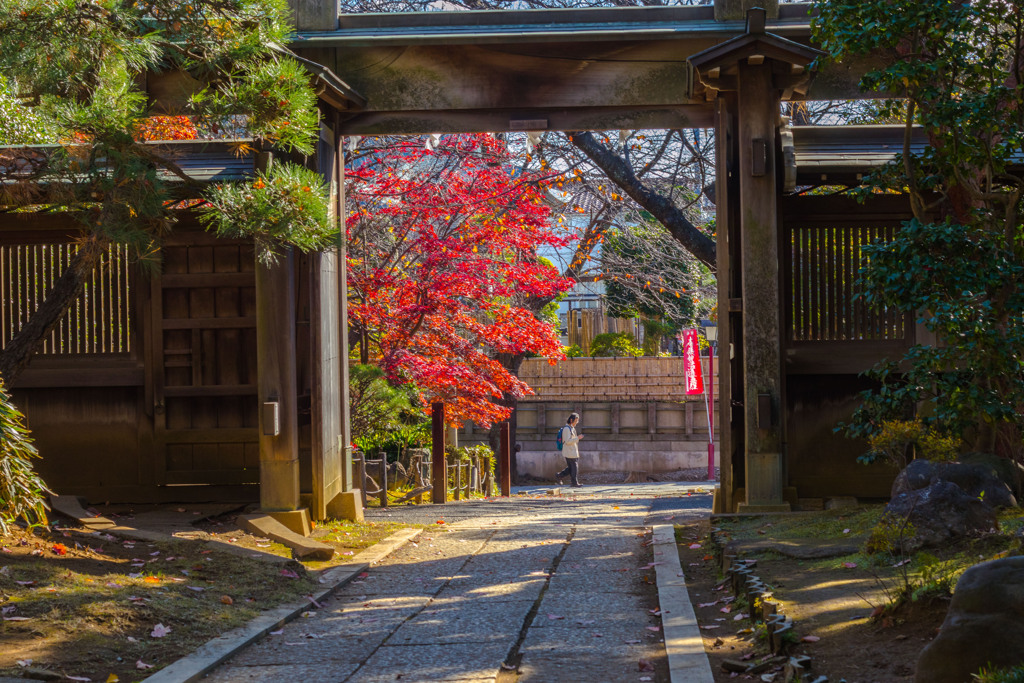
[{"left": 339, "top": 106, "right": 715, "bottom": 136}]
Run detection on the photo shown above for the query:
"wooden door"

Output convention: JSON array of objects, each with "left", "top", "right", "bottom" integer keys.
[{"left": 149, "top": 231, "right": 260, "bottom": 485}]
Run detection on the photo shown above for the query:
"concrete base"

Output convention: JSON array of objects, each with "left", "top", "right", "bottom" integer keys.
[
  {"left": 516, "top": 443, "right": 719, "bottom": 479},
  {"left": 736, "top": 502, "right": 792, "bottom": 513},
  {"left": 326, "top": 490, "right": 363, "bottom": 522},
  {"left": 263, "top": 508, "right": 312, "bottom": 537},
  {"left": 237, "top": 513, "right": 333, "bottom": 561},
  {"left": 50, "top": 494, "right": 117, "bottom": 529}
]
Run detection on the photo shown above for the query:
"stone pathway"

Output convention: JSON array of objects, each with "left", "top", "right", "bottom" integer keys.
[{"left": 200, "top": 483, "right": 713, "bottom": 683}]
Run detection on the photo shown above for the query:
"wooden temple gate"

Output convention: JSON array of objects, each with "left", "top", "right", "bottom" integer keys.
[{"left": 2, "top": 0, "right": 920, "bottom": 518}]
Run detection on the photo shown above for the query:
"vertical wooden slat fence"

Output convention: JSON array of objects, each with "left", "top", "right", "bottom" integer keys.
[
  {"left": 788, "top": 225, "right": 906, "bottom": 343},
  {"left": 1, "top": 242, "right": 132, "bottom": 355}
]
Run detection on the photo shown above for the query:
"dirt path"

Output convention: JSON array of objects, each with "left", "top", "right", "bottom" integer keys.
[{"left": 677, "top": 518, "right": 946, "bottom": 682}]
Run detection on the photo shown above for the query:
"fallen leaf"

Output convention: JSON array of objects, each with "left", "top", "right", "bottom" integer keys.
[
  {"left": 843, "top": 528, "right": 851, "bottom": 534},
  {"left": 699, "top": 625, "right": 720, "bottom": 630},
  {"left": 106, "top": 674, "right": 120, "bottom": 682},
  {"left": 688, "top": 543, "right": 702, "bottom": 549},
  {"left": 16, "top": 659, "right": 31, "bottom": 667},
  {"left": 625, "top": 639, "right": 641, "bottom": 644},
  {"left": 280, "top": 569, "right": 300, "bottom": 579},
  {"left": 144, "top": 576, "right": 160, "bottom": 584},
  {"left": 843, "top": 562, "right": 858, "bottom": 569},
  {"left": 638, "top": 659, "right": 655, "bottom": 671},
  {"left": 3, "top": 616, "right": 30, "bottom": 621},
  {"left": 646, "top": 626, "right": 661, "bottom": 632},
  {"left": 220, "top": 595, "right": 234, "bottom": 605},
  {"left": 136, "top": 661, "right": 154, "bottom": 670},
  {"left": 150, "top": 623, "right": 171, "bottom": 638},
  {"left": 66, "top": 677, "right": 91, "bottom": 682},
  {"left": 801, "top": 635, "right": 821, "bottom": 643},
  {"left": 548, "top": 614, "right": 565, "bottom": 620},
  {"left": 187, "top": 586, "right": 205, "bottom": 592}
]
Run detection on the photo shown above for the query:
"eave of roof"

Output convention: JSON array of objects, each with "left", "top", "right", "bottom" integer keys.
[{"left": 294, "top": 3, "right": 816, "bottom": 48}]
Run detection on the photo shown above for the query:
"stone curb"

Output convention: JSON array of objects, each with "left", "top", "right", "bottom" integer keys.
[
  {"left": 651, "top": 524, "right": 715, "bottom": 683},
  {"left": 141, "top": 527, "right": 423, "bottom": 683}
]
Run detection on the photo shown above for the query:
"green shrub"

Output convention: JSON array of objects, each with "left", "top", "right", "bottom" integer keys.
[
  {"left": 974, "top": 664, "right": 1024, "bottom": 683},
  {"left": 589, "top": 332, "right": 642, "bottom": 358},
  {"left": 0, "top": 381, "right": 49, "bottom": 534},
  {"left": 865, "top": 419, "right": 962, "bottom": 470}
]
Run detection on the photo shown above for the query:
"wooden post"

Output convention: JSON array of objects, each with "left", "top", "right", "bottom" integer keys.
[
  {"left": 256, "top": 242, "right": 301, "bottom": 513},
  {"left": 736, "top": 59, "right": 788, "bottom": 512},
  {"left": 378, "top": 457, "right": 388, "bottom": 508},
  {"left": 499, "top": 421, "right": 511, "bottom": 497},
  {"left": 716, "top": 93, "right": 740, "bottom": 514},
  {"left": 453, "top": 453, "right": 461, "bottom": 501},
  {"left": 431, "top": 402, "right": 447, "bottom": 504}
]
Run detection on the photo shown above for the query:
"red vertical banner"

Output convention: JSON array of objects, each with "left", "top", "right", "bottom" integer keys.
[{"left": 683, "top": 329, "right": 704, "bottom": 395}]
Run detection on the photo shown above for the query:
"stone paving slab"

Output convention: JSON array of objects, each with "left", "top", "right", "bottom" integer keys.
[
  {"left": 203, "top": 662, "right": 359, "bottom": 682},
  {"left": 433, "top": 579, "right": 545, "bottom": 605},
  {"left": 185, "top": 484, "right": 717, "bottom": 683},
  {"left": 516, "top": 626, "right": 662, "bottom": 683},
  {"left": 389, "top": 602, "right": 533, "bottom": 645},
  {"left": 336, "top": 568, "right": 453, "bottom": 596},
  {"left": 545, "top": 569, "right": 645, "bottom": 593},
  {"left": 346, "top": 642, "right": 509, "bottom": 682}
]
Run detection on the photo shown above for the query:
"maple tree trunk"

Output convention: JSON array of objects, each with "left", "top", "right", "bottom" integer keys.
[
  {"left": 488, "top": 351, "right": 526, "bottom": 484},
  {"left": 0, "top": 237, "right": 107, "bottom": 385},
  {"left": 568, "top": 131, "right": 717, "bottom": 270}
]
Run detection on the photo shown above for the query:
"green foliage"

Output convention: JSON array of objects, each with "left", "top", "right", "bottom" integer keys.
[
  {"left": 588, "top": 332, "right": 642, "bottom": 358},
  {"left": 0, "top": 0, "right": 328, "bottom": 261},
  {"left": 602, "top": 220, "right": 709, "bottom": 329},
  {"left": 864, "top": 419, "right": 962, "bottom": 469},
  {"left": 190, "top": 57, "right": 320, "bottom": 156},
  {"left": 0, "top": 381, "right": 49, "bottom": 534},
  {"left": 974, "top": 664, "right": 1024, "bottom": 683},
  {"left": 0, "top": 76, "right": 55, "bottom": 144},
  {"left": 563, "top": 344, "right": 585, "bottom": 358},
  {"left": 348, "top": 364, "right": 430, "bottom": 458},
  {"left": 199, "top": 162, "right": 334, "bottom": 264},
  {"left": 814, "top": 1, "right": 1024, "bottom": 454},
  {"left": 864, "top": 512, "right": 916, "bottom": 557},
  {"left": 841, "top": 219, "right": 1024, "bottom": 450}
]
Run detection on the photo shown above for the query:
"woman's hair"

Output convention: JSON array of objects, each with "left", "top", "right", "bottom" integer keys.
[{"left": 566, "top": 412, "right": 580, "bottom": 425}]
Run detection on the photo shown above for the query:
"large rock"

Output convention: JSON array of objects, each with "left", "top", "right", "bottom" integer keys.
[
  {"left": 916, "top": 556, "right": 1024, "bottom": 683},
  {"left": 886, "top": 480, "right": 998, "bottom": 551},
  {"left": 892, "top": 459, "right": 1017, "bottom": 509}
]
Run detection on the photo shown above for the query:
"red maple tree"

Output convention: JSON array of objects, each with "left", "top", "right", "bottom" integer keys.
[{"left": 347, "top": 134, "right": 572, "bottom": 427}]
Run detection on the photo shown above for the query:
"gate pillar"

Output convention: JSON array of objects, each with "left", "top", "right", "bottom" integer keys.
[{"left": 689, "top": 9, "right": 821, "bottom": 511}]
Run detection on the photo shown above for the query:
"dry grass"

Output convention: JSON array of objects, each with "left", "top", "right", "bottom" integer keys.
[{"left": 0, "top": 514, "right": 415, "bottom": 683}]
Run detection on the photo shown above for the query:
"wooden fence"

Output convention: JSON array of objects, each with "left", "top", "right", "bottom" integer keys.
[{"left": 518, "top": 356, "right": 718, "bottom": 403}]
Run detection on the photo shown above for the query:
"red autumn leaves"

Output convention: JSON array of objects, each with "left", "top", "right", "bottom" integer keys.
[{"left": 347, "top": 134, "right": 572, "bottom": 427}]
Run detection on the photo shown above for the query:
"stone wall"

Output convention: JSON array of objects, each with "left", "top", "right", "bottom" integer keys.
[{"left": 459, "top": 400, "right": 719, "bottom": 479}]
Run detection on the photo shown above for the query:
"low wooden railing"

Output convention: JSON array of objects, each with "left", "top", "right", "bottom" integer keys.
[{"left": 352, "top": 450, "right": 495, "bottom": 507}]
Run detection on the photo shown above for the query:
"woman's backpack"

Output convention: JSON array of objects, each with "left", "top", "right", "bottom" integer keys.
[{"left": 556, "top": 426, "right": 564, "bottom": 451}]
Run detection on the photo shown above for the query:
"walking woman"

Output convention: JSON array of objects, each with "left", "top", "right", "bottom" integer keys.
[{"left": 557, "top": 413, "right": 584, "bottom": 487}]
